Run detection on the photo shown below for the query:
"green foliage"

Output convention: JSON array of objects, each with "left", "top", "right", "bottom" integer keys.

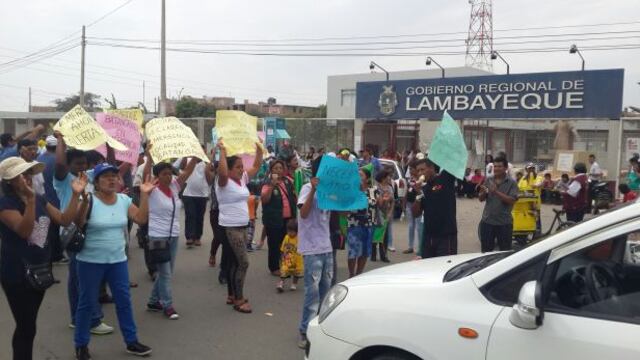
[
  {"left": 53, "top": 92, "right": 101, "bottom": 112},
  {"left": 175, "top": 97, "right": 216, "bottom": 118}
]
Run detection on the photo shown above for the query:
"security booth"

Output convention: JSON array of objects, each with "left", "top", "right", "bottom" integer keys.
[
  {"left": 355, "top": 69, "right": 625, "bottom": 188},
  {"left": 264, "top": 117, "right": 291, "bottom": 155}
]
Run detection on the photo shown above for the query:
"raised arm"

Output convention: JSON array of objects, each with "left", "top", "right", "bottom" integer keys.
[
  {"left": 16, "top": 124, "right": 45, "bottom": 142},
  {"left": 217, "top": 141, "right": 229, "bottom": 188},
  {"left": 54, "top": 131, "right": 69, "bottom": 181},
  {"left": 204, "top": 161, "right": 215, "bottom": 185},
  {"left": 176, "top": 157, "right": 199, "bottom": 187},
  {"left": 128, "top": 175, "right": 156, "bottom": 225},
  {"left": 246, "top": 142, "right": 264, "bottom": 179},
  {"left": 0, "top": 178, "right": 37, "bottom": 239},
  {"left": 299, "top": 178, "right": 318, "bottom": 219}
]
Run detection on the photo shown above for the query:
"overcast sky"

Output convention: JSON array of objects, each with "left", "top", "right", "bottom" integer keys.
[{"left": 0, "top": 0, "right": 638, "bottom": 112}]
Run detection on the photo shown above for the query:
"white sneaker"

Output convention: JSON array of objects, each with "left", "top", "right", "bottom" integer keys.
[
  {"left": 90, "top": 322, "right": 114, "bottom": 335},
  {"left": 388, "top": 247, "right": 396, "bottom": 252},
  {"left": 290, "top": 284, "right": 297, "bottom": 291}
]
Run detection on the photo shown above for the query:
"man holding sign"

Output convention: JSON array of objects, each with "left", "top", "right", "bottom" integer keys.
[{"left": 411, "top": 111, "right": 468, "bottom": 258}]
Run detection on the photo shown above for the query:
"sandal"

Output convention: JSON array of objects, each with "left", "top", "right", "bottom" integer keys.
[
  {"left": 209, "top": 255, "right": 216, "bottom": 267},
  {"left": 233, "top": 300, "right": 252, "bottom": 314},
  {"left": 226, "top": 296, "right": 234, "bottom": 305}
]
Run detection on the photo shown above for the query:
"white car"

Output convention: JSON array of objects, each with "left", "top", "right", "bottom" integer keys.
[
  {"left": 306, "top": 202, "right": 640, "bottom": 360},
  {"left": 379, "top": 159, "right": 407, "bottom": 199}
]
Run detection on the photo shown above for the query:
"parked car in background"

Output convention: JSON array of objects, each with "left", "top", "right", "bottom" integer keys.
[
  {"left": 305, "top": 201, "right": 640, "bottom": 360},
  {"left": 379, "top": 159, "right": 406, "bottom": 218}
]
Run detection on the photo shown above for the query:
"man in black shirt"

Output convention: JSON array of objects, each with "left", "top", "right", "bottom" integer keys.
[{"left": 411, "top": 159, "right": 458, "bottom": 258}]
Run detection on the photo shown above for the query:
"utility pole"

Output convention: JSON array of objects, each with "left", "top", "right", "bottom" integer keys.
[
  {"left": 28, "top": 87, "right": 32, "bottom": 112},
  {"left": 159, "top": 0, "right": 167, "bottom": 116},
  {"left": 80, "top": 25, "right": 86, "bottom": 108}
]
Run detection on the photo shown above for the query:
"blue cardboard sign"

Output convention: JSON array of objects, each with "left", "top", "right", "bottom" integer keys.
[
  {"left": 316, "top": 155, "right": 368, "bottom": 211},
  {"left": 355, "top": 69, "right": 624, "bottom": 120}
]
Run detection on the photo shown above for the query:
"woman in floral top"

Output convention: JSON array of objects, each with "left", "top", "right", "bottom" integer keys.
[{"left": 346, "top": 168, "right": 381, "bottom": 277}]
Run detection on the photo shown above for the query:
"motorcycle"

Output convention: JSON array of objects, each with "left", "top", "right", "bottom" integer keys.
[{"left": 589, "top": 180, "right": 614, "bottom": 214}]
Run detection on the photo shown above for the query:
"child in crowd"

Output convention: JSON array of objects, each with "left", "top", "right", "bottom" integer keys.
[
  {"left": 619, "top": 183, "right": 638, "bottom": 203},
  {"left": 541, "top": 172, "right": 555, "bottom": 204},
  {"left": 246, "top": 185, "right": 259, "bottom": 252},
  {"left": 277, "top": 219, "right": 303, "bottom": 292}
]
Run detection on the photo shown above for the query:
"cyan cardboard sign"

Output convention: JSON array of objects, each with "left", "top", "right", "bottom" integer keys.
[{"left": 316, "top": 155, "right": 367, "bottom": 211}]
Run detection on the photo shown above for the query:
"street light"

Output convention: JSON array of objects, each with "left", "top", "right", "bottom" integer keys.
[
  {"left": 490, "top": 51, "right": 510, "bottom": 75},
  {"left": 369, "top": 61, "right": 389, "bottom": 82},
  {"left": 569, "top": 44, "right": 585, "bottom": 71},
  {"left": 425, "top": 57, "right": 445, "bottom": 78}
]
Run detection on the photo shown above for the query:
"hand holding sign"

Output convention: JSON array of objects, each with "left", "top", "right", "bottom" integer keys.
[{"left": 215, "top": 110, "right": 259, "bottom": 156}]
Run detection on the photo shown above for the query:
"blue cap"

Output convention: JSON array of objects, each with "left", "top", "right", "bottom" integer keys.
[{"left": 93, "top": 163, "right": 119, "bottom": 180}]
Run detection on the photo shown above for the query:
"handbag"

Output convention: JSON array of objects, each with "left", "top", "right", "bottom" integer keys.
[
  {"left": 148, "top": 192, "right": 175, "bottom": 264},
  {"left": 62, "top": 194, "right": 93, "bottom": 253},
  {"left": 24, "top": 260, "right": 54, "bottom": 291}
]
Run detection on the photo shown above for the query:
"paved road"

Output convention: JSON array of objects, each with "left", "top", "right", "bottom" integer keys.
[{"left": 0, "top": 198, "right": 564, "bottom": 360}]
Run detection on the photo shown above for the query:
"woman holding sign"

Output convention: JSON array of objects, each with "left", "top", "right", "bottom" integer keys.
[
  {"left": 261, "top": 159, "right": 297, "bottom": 276},
  {"left": 216, "top": 139, "right": 263, "bottom": 314}
]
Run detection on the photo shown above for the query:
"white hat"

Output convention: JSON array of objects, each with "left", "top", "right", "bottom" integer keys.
[
  {"left": 0, "top": 157, "right": 45, "bottom": 180},
  {"left": 45, "top": 135, "right": 58, "bottom": 147}
]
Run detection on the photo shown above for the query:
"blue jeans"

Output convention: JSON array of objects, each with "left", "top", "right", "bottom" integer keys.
[
  {"left": 299, "top": 252, "right": 333, "bottom": 334},
  {"left": 347, "top": 226, "right": 373, "bottom": 259},
  {"left": 75, "top": 260, "right": 138, "bottom": 347},
  {"left": 67, "top": 252, "right": 103, "bottom": 328},
  {"left": 406, "top": 204, "right": 420, "bottom": 250},
  {"left": 148, "top": 236, "right": 178, "bottom": 308}
]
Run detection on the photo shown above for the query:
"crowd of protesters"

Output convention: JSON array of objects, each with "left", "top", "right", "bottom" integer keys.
[{"left": 1, "top": 122, "right": 636, "bottom": 359}]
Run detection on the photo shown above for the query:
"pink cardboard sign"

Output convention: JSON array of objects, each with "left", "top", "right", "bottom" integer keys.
[{"left": 96, "top": 113, "right": 141, "bottom": 165}]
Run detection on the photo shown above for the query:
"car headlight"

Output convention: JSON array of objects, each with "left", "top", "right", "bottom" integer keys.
[{"left": 318, "top": 285, "right": 348, "bottom": 323}]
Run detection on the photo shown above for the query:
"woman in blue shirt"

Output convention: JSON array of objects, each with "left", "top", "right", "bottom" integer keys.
[
  {"left": 73, "top": 163, "right": 155, "bottom": 360},
  {"left": 0, "top": 157, "right": 87, "bottom": 360}
]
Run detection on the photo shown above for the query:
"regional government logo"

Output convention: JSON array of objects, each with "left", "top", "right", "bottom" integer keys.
[{"left": 378, "top": 85, "right": 398, "bottom": 116}]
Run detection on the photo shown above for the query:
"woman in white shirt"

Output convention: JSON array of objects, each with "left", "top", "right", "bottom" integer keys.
[
  {"left": 180, "top": 155, "right": 214, "bottom": 247},
  {"left": 216, "top": 139, "right": 263, "bottom": 314},
  {"left": 142, "top": 150, "right": 197, "bottom": 320}
]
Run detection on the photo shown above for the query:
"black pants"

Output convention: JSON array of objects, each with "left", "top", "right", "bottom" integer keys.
[
  {"left": 265, "top": 224, "right": 287, "bottom": 272},
  {"left": 47, "top": 221, "right": 64, "bottom": 262},
  {"left": 421, "top": 233, "right": 458, "bottom": 258},
  {"left": 566, "top": 210, "right": 585, "bottom": 223},
  {"left": 479, "top": 221, "right": 512, "bottom": 252},
  {"left": 1, "top": 280, "right": 45, "bottom": 360},
  {"left": 183, "top": 196, "right": 208, "bottom": 240},
  {"left": 210, "top": 210, "right": 229, "bottom": 281}
]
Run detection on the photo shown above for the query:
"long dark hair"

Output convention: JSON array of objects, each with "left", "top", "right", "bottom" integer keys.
[{"left": 226, "top": 155, "right": 241, "bottom": 169}]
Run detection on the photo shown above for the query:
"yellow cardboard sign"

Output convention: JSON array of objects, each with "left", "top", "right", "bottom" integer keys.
[
  {"left": 215, "top": 110, "right": 259, "bottom": 156},
  {"left": 105, "top": 108, "right": 144, "bottom": 133},
  {"left": 54, "top": 105, "right": 126, "bottom": 151},
  {"left": 145, "top": 117, "right": 209, "bottom": 163}
]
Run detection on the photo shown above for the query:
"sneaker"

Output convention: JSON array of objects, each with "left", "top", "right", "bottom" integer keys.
[
  {"left": 388, "top": 247, "right": 396, "bottom": 252},
  {"left": 297, "top": 333, "right": 308, "bottom": 349},
  {"left": 290, "top": 284, "right": 297, "bottom": 291},
  {"left": 146, "top": 302, "right": 163, "bottom": 312},
  {"left": 126, "top": 341, "right": 152, "bottom": 356},
  {"left": 276, "top": 281, "right": 284, "bottom": 293},
  {"left": 164, "top": 307, "right": 179, "bottom": 320},
  {"left": 75, "top": 346, "right": 91, "bottom": 360},
  {"left": 90, "top": 322, "right": 114, "bottom": 335}
]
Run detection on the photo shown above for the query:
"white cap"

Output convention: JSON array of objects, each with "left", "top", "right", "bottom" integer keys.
[{"left": 45, "top": 135, "right": 58, "bottom": 147}]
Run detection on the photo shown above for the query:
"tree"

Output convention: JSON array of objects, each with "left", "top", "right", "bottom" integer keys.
[
  {"left": 175, "top": 96, "right": 216, "bottom": 118},
  {"left": 53, "top": 92, "right": 101, "bottom": 112}
]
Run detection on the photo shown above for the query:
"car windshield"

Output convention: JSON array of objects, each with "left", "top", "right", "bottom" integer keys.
[
  {"left": 379, "top": 161, "right": 400, "bottom": 180},
  {"left": 443, "top": 252, "right": 512, "bottom": 282}
]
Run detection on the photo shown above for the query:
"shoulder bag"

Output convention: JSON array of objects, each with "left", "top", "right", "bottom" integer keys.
[{"left": 62, "top": 193, "right": 93, "bottom": 253}]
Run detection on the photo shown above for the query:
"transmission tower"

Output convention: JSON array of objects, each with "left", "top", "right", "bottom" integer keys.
[{"left": 465, "top": 0, "right": 494, "bottom": 71}]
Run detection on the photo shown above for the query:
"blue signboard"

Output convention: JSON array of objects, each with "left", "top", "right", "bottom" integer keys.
[
  {"left": 264, "top": 117, "right": 277, "bottom": 149},
  {"left": 355, "top": 69, "right": 624, "bottom": 120}
]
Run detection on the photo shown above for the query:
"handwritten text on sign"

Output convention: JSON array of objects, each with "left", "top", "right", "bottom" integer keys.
[
  {"left": 316, "top": 155, "right": 367, "bottom": 211},
  {"left": 145, "top": 117, "right": 208, "bottom": 163},
  {"left": 96, "top": 113, "right": 141, "bottom": 165},
  {"left": 215, "top": 110, "right": 258, "bottom": 156},
  {"left": 105, "top": 108, "right": 144, "bottom": 133},
  {"left": 53, "top": 105, "right": 126, "bottom": 151}
]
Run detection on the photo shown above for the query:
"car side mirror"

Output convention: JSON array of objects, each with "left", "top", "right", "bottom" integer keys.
[{"left": 509, "top": 281, "right": 543, "bottom": 329}]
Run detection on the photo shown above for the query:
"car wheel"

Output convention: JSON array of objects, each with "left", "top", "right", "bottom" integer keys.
[{"left": 370, "top": 350, "right": 420, "bottom": 360}]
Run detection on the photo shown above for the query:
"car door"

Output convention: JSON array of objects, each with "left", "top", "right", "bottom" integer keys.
[{"left": 486, "top": 220, "right": 640, "bottom": 360}]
